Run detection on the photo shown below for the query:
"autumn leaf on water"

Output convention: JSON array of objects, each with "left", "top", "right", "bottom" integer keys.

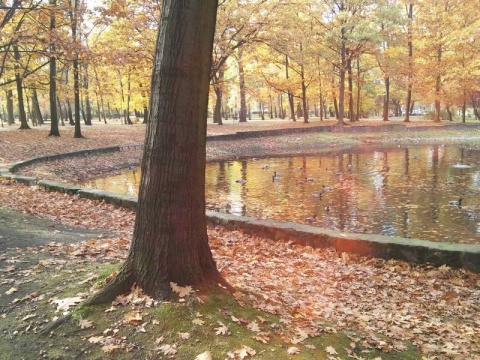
[{"left": 170, "top": 282, "right": 194, "bottom": 297}]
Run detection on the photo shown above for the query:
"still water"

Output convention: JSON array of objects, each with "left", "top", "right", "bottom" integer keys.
[{"left": 82, "top": 145, "right": 480, "bottom": 244}]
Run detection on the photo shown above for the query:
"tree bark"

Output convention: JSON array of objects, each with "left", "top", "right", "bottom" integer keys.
[
  {"left": 404, "top": 4, "right": 413, "bottom": 123},
  {"left": 6, "top": 90, "right": 14, "bottom": 124},
  {"left": 70, "top": 0, "right": 82, "bottom": 137},
  {"left": 32, "top": 88, "right": 44, "bottom": 125},
  {"left": 13, "top": 44, "right": 29, "bottom": 130},
  {"left": 383, "top": 76, "right": 390, "bottom": 121},
  {"left": 49, "top": 0, "right": 60, "bottom": 136},
  {"left": 238, "top": 48, "right": 247, "bottom": 122},
  {"left": 87, "top": 0, "right": 227, "bottom": 304}
]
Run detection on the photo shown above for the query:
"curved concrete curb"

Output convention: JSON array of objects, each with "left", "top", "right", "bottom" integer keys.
[{"left": 2, "top": 140, "right": 480, "bottom": 273}]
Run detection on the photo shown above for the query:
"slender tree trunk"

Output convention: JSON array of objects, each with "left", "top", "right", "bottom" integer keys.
[
  {"left": 238, "top": 48, "right": 247, "bottom": 123},
  {"left": 285, "top": 55, "right": 295, "bottom": 121},
  {"left": 13, "top": 45, "right": 29, "bottom": 130},
  {"left": 383, "top": 76, "right": 390, "bottom": 121},
  {"left": 49, "top": 0, "right": 60, "bottom": 136},
  {"left": 70, "top": 0, "right": 82, "bottom": 137},
  {"left": 404, "top": 4, "right": 413, "bottom": 123},
  {"left": 86, "top": 0, "right": 227, "bottom": 304},
  {"left": 125, "top": 72, "right": 133, "bottom": 124},
  {"left": 318, "top": 66, "right": 324, "bottom": 121},
  {"left": 213, "top": 69, "right": 223, "bottom": 125},
  {"left": 6, "top": 90, "right": 14, "bottom": 124},
  {"left": 337, "top": 31, "right": 346, "bottom": 125},
  {"left": 32, "top": 88, "right": 44, "bottom": 125},
  {"left": 25, "top": 89, "right": 34, "bottom": 126},
  {"left": 355, "top": 57, "right": 361, "bottom": 121},
  {"left": 66, "top": 98, "right": 74, "bottom": 125},
  {"left": 462, "top": 99, "right": 466, "bottom": 123},
  {"left": 433, "top": 47, "right": 442, "bottom": 123},
  {"left": 83, "top": 64, "right": 92, "bottom": 125},
  {"left": 347, "top": 57, "right": 354, "bottom": 122},
  {"left": 299, "top": 43, "right": 308, "bottom": 123},
  {"left": 57, "top": 97, "right": 65, "bottom": 126}
]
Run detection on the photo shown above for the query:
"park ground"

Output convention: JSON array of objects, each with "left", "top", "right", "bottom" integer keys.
[{"left": 0, "top": 117, "right": 480, "bottom": 359}]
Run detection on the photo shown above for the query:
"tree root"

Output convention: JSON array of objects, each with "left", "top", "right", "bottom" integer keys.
[
  {"left": 83, "top": 267, "right": 135, "bottom": 306},
  {"left": 40, "top": 313, "right": 73, "bottom": 335}
]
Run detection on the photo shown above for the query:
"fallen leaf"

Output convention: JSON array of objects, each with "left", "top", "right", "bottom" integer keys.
[
  {"left": 178, "top": 332, "right": 190, "bottom": 340},
  {"left": 192, "top": 318, "right": 205, "bottom": 326},
  {"left": 215, "top": 321, "right": 229, "bottom": 335},
  {"left": 79, "top": 319, "right": 93, "bottom": 329},
  {"left": 159, "top": 344, "right": 177, "bottom": 356},
  {"left": 325, "top": 346, "right": 337, "bottom": 355},
  {"left": 51, "top": 296, "right": 83, "bottom": 311},
  {"left": 5, "top": 287, "right": 18, "bottom": 295},
  {"left": 246, "top": 321, "right": 260, "bottom": 333},
  {"left": 287, "top": 346, "right": 300, "bottom": 354},
  {"left": 170, "top": 282, "right": 194, "bottom": 297},
  {"left": 195, "top": 351, "right": 212, "bottom": 360},
  {"left": 88, "top": 336, "right": 104, "bottom": 344},
  {"left": 234, "top": 345, "right": 256, "bottom": 359},
  {"left": 124, "top": 310, "right": 142, "bottom": 323},
  {"left": 102, "top": 344, "right": 120, "bottom": 353}
]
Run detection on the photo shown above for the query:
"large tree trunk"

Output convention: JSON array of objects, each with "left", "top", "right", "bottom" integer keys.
[{"left": 86, "top": 0, "right": 226, "bottom": 304}]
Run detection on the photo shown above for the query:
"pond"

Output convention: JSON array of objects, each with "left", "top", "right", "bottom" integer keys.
[{"left": 81, "top": 145, "right": 480, "bottom": 244}]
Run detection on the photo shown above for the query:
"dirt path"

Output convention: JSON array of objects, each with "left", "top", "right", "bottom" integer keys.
[{"left": 0, "top": 207, "right": 114, "bottom": 251}]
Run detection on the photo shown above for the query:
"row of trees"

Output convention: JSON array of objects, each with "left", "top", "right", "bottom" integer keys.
[{"left": 0, "top": 0, "right": 479, "bottom": 136}]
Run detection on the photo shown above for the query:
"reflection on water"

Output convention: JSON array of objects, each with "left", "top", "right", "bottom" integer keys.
[{"left": 81, "top": 145, "right": 480, "bottom": 244}]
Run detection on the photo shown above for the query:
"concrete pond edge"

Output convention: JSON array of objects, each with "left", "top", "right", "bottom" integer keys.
[{"left": 1, "top": 128, "right": 480, "bottom": 273}]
